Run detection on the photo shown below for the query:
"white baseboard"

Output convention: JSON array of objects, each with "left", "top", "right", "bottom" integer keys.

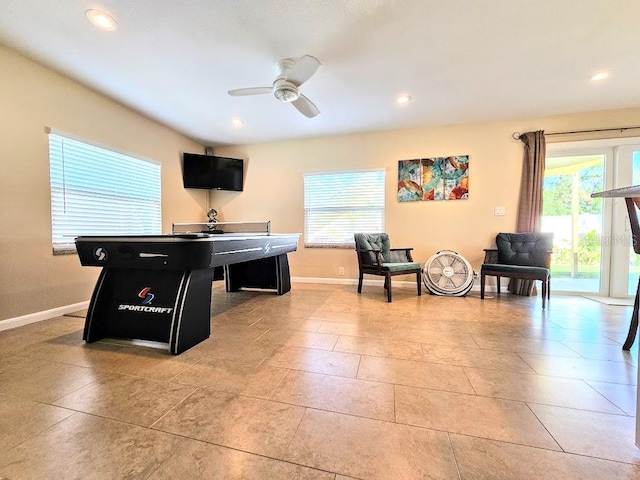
[
  {"left": 293, "top": 276, "right": 400, "bottom": 287},
  {"left": 293, "top": 276, "right": 360, "bottom": 286},
  {"left": 0, "top": 301, "right": 90, "bottom": 332},
  {"left": 292, "top": 276, "right": 502, "bottom": 293}
]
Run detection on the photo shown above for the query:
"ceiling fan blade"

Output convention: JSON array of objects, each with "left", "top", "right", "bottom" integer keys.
[
  {"left": 292, "top": 94, "right": 320, "bottom": 118},
  {"left": 285, "top": 55, "right": 321, "bottom": 86},
  {"left": 227, "top": 87, "right": 272, "bottom": 96}
]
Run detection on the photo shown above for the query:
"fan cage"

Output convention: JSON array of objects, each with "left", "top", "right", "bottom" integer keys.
[{"left": 422, "top": 250, "right": 474, "bottom": 296}]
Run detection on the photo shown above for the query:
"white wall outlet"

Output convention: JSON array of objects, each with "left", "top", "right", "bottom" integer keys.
[
  {"left": 494, "top": 206, "right": 506, "bottom": 216},
  {"left": 338, "top": 266, "right": 345, "bottom": 276}
]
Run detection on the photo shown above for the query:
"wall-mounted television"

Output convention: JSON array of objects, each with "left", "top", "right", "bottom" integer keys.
[{"left": 182, "top": 153, "right": 244, "bottom": 191}]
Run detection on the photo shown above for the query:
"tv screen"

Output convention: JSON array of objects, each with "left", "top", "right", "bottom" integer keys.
[{"left": 182, "top": 153, "right": 244, "bottom": 191}]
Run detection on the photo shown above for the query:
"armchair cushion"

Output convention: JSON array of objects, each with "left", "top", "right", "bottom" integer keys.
[
  {"left": 354, "top": 233, "right": 392, "bottom": 263},
  {"left": 495, "top": 232, "right": 553, "bottom": 267},
  {"left": 382, "top": 262, "right": 422, "bottom": 272},
  {"left": 481, "top": 263, "right": 549, "bottom": 277}
]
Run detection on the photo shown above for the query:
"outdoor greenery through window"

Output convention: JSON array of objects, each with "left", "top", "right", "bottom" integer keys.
[
  {"left": 304, "top": 169, "right": 385, "bottom": 247},
  {"left": 48, "top": 132, "right": 161, "bottom": 253},
  {"left": 541, "top": 154, "right": 604, "bottom": 292}
]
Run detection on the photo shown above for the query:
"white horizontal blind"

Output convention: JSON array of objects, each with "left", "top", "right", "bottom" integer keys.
[
  {"left": 304, "top": 169, "right": 385, "bottom": 246},
  {"left": 49, "top": 133, "right": 161, "bottom": 252}
]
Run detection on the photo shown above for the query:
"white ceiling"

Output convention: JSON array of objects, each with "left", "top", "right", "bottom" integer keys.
[{"left": 1, "top": 0, "right": 638, "bottom": 146}]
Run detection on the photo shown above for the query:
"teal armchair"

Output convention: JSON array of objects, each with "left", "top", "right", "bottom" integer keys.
[
  {"left": 354, "top": 233, "right": 422, "bottom": 302},
  {"left": 480, "top": 232, "right": 553, "bottom": 308}
]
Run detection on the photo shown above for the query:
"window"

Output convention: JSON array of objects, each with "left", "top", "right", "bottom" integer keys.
[
  {"left": 303, "top": 169, "right": 385, "bottom": 247},
  {"left": 48, "top": 132, "right": 161, "bottom": 253}
]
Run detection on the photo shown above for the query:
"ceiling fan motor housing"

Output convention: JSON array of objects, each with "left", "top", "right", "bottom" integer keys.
[
  {"left": 423, "top": 250, "right": 474, "bottom": 296},
  {"left": 273, "top": 79, "right": 299, "bottom": 102}
]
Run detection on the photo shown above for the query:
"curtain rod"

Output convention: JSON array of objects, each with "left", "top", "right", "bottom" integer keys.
[{"left": 511, "top": 126, "right": 640, "bottom": 140}]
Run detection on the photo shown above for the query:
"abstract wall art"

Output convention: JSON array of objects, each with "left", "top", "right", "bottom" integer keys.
[{"left": 397, "top": 155, "right": 469, "bottom": 202}]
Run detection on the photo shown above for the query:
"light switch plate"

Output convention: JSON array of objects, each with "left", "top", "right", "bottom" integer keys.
[{"left": 494, "top": 206, "right": 506, "bottom": 216}]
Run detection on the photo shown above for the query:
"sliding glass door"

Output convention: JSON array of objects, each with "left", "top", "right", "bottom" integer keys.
[
  {"left": 542, "top": 153, "right": 607, "bottom": 293},
  {"left": 543, "top": 139, "right": 640, "bottom": 296}
]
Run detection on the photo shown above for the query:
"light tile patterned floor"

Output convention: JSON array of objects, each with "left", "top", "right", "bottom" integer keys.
[{"left": 1, "top": 283, "right": 640, "bottom": 479}]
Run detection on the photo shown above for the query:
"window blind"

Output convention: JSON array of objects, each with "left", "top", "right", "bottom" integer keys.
[
  {"left": 303, "top": 169, "right": 385, "bottom": 247},
  {"left": 48, "top": 133, "right": 161, "bottom": 253}
]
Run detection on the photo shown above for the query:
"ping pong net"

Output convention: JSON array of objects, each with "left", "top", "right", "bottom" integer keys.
[{"left": 171, "top": 221, "right": 271, "bottom": 235}]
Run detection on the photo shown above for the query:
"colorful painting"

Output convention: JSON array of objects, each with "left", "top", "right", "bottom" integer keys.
[{"left": 398, "top": 155, "right": 469, "bottom": 202}]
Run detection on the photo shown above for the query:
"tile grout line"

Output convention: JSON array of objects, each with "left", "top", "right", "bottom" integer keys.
[
  {"left": 148, "top": 386, "right": 199, "bottom": 430},
  {"left": 524, "top": 401, "right": 565, "bottom": 453},
  {"left": 446, "top": 432, "right": 464, "bottom": 480}
]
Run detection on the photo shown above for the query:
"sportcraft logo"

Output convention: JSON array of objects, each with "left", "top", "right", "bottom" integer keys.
[
  {"left": 138, "top": 287, "right": 154, "bottom": 305},
  {"left": 93, "top": 247, "right": 107, "bottom": 261},
  {"left": 117, "top": 286, "right": 173, "bottom": 315}
]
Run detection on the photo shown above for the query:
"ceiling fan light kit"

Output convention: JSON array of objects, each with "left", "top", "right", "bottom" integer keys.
[
  {"left": 228, "top": 54, "right": 321, "bottom": 118},
  {"left": 272, "top": 79, "right": 300, "bottom": 102}
]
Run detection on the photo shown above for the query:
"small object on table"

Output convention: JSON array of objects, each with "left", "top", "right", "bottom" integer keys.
[{"left": 207, "top": 208, "right": 219, "bottom": 233}]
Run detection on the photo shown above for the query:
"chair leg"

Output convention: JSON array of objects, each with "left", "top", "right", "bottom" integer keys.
[
  {"left": 416, "top": 272, "right": 422, "bottom": 296},
  {"left": 383, "top": 277, "right": 388, "bottom": 290},
  {"left": 387, "top": 276, "right": 392, "bottom": 302},
  {"left": 480, "top": 273, "right": 486, "bottom": 299},
  {"left": 548, "top": 277, "right": 551, "bottom": 302},
  {"left": 357, "top": 272, "right": 364, "bottom": 293},
  {"left": 496, "top": 276, "right": 501, "bottom": 295},
  {"left": 541, "top": 279, "right": 547, "bottom": 309}
]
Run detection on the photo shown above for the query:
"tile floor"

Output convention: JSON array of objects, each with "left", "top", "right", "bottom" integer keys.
[{"left": 1, "top": 283, "right": 640, "bottom": 479}]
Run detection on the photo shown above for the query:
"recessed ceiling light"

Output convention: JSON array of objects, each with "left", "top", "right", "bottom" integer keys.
[
  {"left": 85, "top": 9, "right": 118, "bottom": 31},
  {"left": 590, "top": 71, "right": 610, "bottom": 82},
  {"left": 231, "top": 118, "right": 244, "bottom": 128},
  {"left": 396, "top": 94, "right": 412, "bottom": 105}
]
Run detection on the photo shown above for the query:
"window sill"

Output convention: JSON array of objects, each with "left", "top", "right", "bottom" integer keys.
[
  {"left": 304, "top": 244, "right": 355, "bottom": 249},
  {"left": 53, "top": 246, "right": 77, "bottom": 256}
]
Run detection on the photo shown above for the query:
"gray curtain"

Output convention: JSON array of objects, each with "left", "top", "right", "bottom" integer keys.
[
  {"left": 510, "top": 130, "right": 546, "bottom": 295},
  {"left": 516, "top": 131, "right": 546, "bottom": 232}
]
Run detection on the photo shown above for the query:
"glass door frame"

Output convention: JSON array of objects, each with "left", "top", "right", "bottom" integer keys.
[
  {"left": 546, "top": 136, "right": 640, "bottom": 297},
  {"left": 612, "top": 144, "right": 640, "bottom": 297}
]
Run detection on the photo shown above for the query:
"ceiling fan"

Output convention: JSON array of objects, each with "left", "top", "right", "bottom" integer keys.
[{"left": 228, "top": 54, "right": 321, "bottom": 118}]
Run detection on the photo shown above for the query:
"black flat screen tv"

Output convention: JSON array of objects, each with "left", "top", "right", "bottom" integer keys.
[{"left": 182, "top": 153, "right": 244, "bottom": 191}]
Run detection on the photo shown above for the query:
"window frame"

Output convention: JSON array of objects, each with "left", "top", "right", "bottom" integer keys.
[{"left": 303, "top": 168, "right": 386, "bottom": 248}]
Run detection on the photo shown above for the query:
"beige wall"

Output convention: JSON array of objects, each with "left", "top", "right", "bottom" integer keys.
[
  {"left": 214, "top": 108, "right": 640, "bottom": 281},
  {"left": 2, "top": 43, "right": 639, "bottom": 321},
  {"left": 0, "top": 46, "right": 207, "bottom": 320}
]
